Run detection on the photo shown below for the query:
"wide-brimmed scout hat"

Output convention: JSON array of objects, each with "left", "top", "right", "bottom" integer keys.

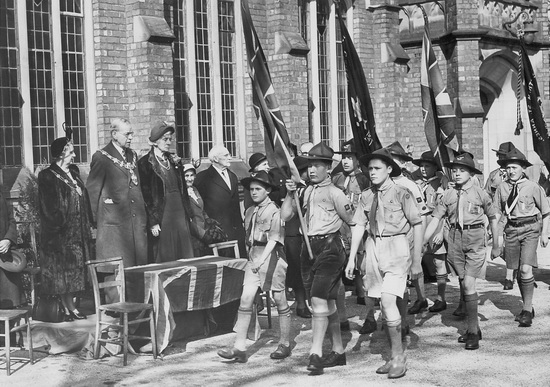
[
  {"left": 293, "top": 156, "right": 309, "bottom": 173},
  {"left": 334, "top": 139, "right": 358, "bottom": 155},
  {"left": 412, "top": 150, "right": 440, "bottom": 169},
  {"left": 241, "top": 170, "right": 279, "bottom": 191},
  {"left": 302, "top": 142, "right": 335, "bottom": 162},
  {"left": 497, "top": 148, "right": 532, "bottom": 168},
  {"left": 386, "top": 141, "right": 413, "bottom": 162},
  {"left": 492, "top": 142, "right": 516, "bottom": 156},
  {"left": 149, "top": 121, "right": 175, "bottom": 142},
  {"left": 444, "top": 153, "right": 482, "bottom": 175},
  {"left": 0, "top": 249, "right": 27, "bottom": 273},
  {"left": 359, "top": 148, "right": 401, "bottom": 177},
  {"left": 248, "top": 153, "right": 268, "bottom": 172}
]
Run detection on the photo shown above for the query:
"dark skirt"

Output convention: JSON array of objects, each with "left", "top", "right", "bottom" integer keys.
[{"left": 156, "top": 191, "right": 194, "bottom": 262}]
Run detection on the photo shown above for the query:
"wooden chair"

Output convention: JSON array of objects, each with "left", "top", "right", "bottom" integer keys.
[
  {"left": 0, "top": 309, "right": 33, "bottom": 375},
  {"left": 208, "top": 240, "right": 240, "bottom": 258},
  {"left": 86, "top": 257, "right": 157, "bottom": 366}
]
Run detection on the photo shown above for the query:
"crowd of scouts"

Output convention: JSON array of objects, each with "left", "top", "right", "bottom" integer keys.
[{"left": 216, "top": 139, "right": 549, "bottom": 379}]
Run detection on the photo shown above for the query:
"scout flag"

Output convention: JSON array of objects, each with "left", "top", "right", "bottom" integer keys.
[
  {"left": 241, "top": 0, "right": 300, "bottom": 182},
  {"left": 519, "top": 41, "right": 550, "bottom": 171},
  {"left": 336, "top": 8, "right": 382, "bottom": 158},
  {"left": 420, "top": 21, "right": 460, "bottom": 172}
]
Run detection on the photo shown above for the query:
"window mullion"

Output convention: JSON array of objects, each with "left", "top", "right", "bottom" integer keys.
[
  {"left": 234, "top": 0, "right": 245, "bottom": 160},
  {"left": 51, "top": 0, "right": 65, "bottom": 138},
  {"left": 309, "top": 0, "right": 320, "bottom": 144},
  {"left": 186, "top": 0, "right": 200, "bottom": 160},
  {"left": 17, "top": 1, "right": 33, "bottom": 168},
  {"left": 84, "top": 0, "right": 98, "bottom": 155},
  {"left": 329, "top": 5, "right": 339, "bottom": 149},
  {"left": 210, "top": 1, "right": 223, "bottom": 146}
]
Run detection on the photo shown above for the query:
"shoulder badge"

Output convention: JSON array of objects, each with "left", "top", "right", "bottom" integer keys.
[
  {"left": 416, "top": 197, "right": 422, "bottom": 203},
  {"left": 406, "top": 193, "right": 411, "bottom": 199}
]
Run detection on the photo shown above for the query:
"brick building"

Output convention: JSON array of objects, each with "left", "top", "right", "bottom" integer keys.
[{"left": 1, "top": 0, "right": 549, "bottom": 196}]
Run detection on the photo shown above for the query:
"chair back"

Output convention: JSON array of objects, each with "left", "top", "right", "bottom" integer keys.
[
  {"left": 86, "top": 257, "right": 126, "bottom": 309},
  {"left": 208, "top": 240, "right": 240, "bottom": 258}
]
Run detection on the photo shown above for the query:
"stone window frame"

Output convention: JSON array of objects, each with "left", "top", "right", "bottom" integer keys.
[{"left": 2, "top": 0, "right": 97, "bottom": 169}]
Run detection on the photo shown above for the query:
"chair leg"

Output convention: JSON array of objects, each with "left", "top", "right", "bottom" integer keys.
[
  {"left": 26, "top": 314, "right": 33, "bottom": 365},
  {"left": 5, "top": 320, "right": 10, "bottom": 376},
  {"left": 122, "top": 313, "right": 129, "bottom": 366},
  {"left": 149, "top": 310, "right": 157, "bottom": 359},
  {"left": 94, "top": 311, "right": 101, "bottom": 360}
]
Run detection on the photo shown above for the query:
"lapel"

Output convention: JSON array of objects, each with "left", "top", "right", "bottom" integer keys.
[
  {"left": 102, "top": 142, "right": 130, "bottom": 175},
  {"left": 209, "top": 166, "right": 232, "bottom": 193}
]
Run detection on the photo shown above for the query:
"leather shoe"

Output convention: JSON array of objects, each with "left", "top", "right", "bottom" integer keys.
[
  {"left": 388, "top": 355, "right": 407, "bottom": 379},
  {"left": 465, "top": 332, "right": 480, "bottom": 350},
  {"left": 408, "top": 299, "right": 428, "bottom": 314},
  {"left": 376, "top": 360, "right": 391, "bottom": 374},
  {"left": 356, "top": 296, "right": 366, "bottom": 305},
  {"left": 270, "top": 344, "right": 291, "bottom": 359},
  {"left": 296, "top": 307, "right": 312, "bottom": 319},
  {"left": 458, "top": 329, "right": 482, "bottom": 343},
  {"left": 359, "top": 319, "right": 377, "bottom": 335},
  {"left": 70, "top": 310, "right": 87, "bottom": 320},
  {"left": 307, "top": 354, "right": 324, "bottom": 375},
  {"left": 515, "top": 308, "right": 535, "bottom": 322},
  {"left": 518, "top": 310, "right": 533, "bottom": 327},
  {"left": 217, "top": 348, "right": 248, "bottom": 363},
  {"left": 63, "top": 313, "right": 74, "bottom": 322},
  {"left": 503, "top": 279, "right": 514, "bottom": 290},
  {"left": 428, "top": 299, "right": 447, "bottom": 313},
  {"left": 340, "top": 320, "right": 350, "bottom": 331},
  {"left": 322, "top": 351, "right": 346, "bottom": 367}
]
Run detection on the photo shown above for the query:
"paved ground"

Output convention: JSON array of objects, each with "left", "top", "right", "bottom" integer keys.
[{"left": 3, "top": 249, "right": 550, "bottom": 387}]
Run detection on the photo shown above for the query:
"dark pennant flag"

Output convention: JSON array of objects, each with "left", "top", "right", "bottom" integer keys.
[
  {"left": 519, "top": 41, "right": 550, "bottom": 171},
  {"left": 336, "top": 8, "right": 382, "bottom": 159},
  {"left": 240, "top": 0, "right": 300, "bottom": 182},
  {"left": 420, "top": 22, "right": 459, "bottom": 173}
]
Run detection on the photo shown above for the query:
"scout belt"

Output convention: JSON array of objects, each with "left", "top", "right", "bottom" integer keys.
[
  {"left": 450, "top": 223, "right": 484, "bottom": 230},
  {"left": 507, "top": 216, "right": 538, "bottom": 228}
]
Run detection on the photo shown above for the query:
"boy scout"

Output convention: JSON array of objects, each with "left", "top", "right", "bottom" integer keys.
[
  {"left": 218, "top": 171, "right": 291, "bottom": 362},
  {"left": 345, "top": 148, "right": 423, "bottom": 379},
  {"left": 386, "top": 142, "right": 429, "bottom": 318},
  {"left": 281, "top": 143, "right": 355, "bottom": 375},
  {"left": 424, "top": 153, "right": 500, "bottom": 350},
  {"left": 493, "top": 149, "right": 549, "bottom": 327},
  {"left": 412, "top": 151, "right": 449, "bottom": 312},
  {"left": 333, "top": 139, "right": 377, "bottom": 334}
]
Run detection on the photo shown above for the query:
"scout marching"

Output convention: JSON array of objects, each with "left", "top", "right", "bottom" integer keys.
[{"left": 216, "top": 140, "right": 549, "bottom": 379}]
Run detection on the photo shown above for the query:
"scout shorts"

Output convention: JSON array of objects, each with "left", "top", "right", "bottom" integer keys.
[
  {"left": 244, "top": 248, "right": 287, "bottom": 292},
  {"left": 447, "top": 228, "right": 486, "bottom": 279},
  {"left": 504, "top": 221, "right": 540, "bottom": 269}
]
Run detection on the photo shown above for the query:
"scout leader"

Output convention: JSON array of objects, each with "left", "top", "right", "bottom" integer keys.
[
  {"left": 217, "top": 171, "right": 291, "bottom": 362},
  {"left": 345, "top": 148, "right": 423, "bottom": 379},
  {"left": 493, "top": 148, "right": 549, "bottom": 327},
  {"left": 281, "top": 142, "right": 355, "bottom": 376},
  {"left": 412, "top": 151, "right": 449, "bottom": 313},
  {"left": 424, "top": 153, "right": 500, "bottom": 350}
]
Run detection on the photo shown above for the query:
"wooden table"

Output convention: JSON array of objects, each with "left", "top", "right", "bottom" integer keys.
[{"left": 125, "top": 256, "right": 246, "bottom": 352}]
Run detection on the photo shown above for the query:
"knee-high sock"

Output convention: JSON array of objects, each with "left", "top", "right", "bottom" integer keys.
[
  {"left": 386, "top": 318, "right": 403, "bottom": 359},
  {"left": 414, "top": 274, "right": 425, "bottom": 300},
  {"left": 327, "top": 312, "right": 344, "bottom": 353},
  {"left": 365, "top": 297, "right": 376, "bottom": 321},
  {"left": 311, "top": 313, "right": 329, "bottom": 356},
  {"left": 464, "top": 293, "right": 479, "bottom": 333},
  {"left": 458, "top": 278, "right": 465, "bottom": 309},
  {"left": 277, "top": 306, "right": 291, "bottom": 346},
  {"left": 396, "top": 292, "right": 409, "bottom": 328},
  {"left": 336, "top": 282, "right": 347, "bottom": 323},
  {"left": 520, "top": 276, "right": 535, "bottom": 312},
  {"left": 436, "top": 274, "right": 448, "bottom": 301},
  {"left": 233, "top": 307, "right": 253, "bottom": 351}
]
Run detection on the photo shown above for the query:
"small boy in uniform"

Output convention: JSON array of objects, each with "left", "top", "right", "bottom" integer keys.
[
  {"left": 493, "top": 148, "right": 549, "bottom": 327},
  {"left": 345, "top": 148, "right": 423, "bottom": 379},
  {"left": 424, "top": 153, "right": 499, "bottom": 350},
  {"left": 281, "top": 142, "right": 355, "bottom": 375},
  {"left": 218, "top": 171, "right": 291, "bottom": 362}
]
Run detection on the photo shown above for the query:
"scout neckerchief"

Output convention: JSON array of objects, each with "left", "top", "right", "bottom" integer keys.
[
  {"left": 100, "top": 149, "right": 139, "bottom": 186},
  {"left": 505, "top": 174, "right": 527, "bottom": 219},
  {"left": 420, "top": 175, "right": 439, "bottom": 199},
  {"left": 343, "top": 170, "right": 360, "bottom": 204},
  {"left": 370, "top": 179, "right": 391, "bottom": 237},
  {"left": 247, "top": 198, "right": 272, "bottom": 246},
  {"left": 305, "top": 177, "right": 330, "bottom": 230},
  {"left": 51, "top": 168, "right": 82, "bottom": 196}
]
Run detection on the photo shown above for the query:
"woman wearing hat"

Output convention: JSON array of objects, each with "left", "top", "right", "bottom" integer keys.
[
  {"left": 38, "top": 132, "right": 93, "bottom": 321},
  {"left": 138, "top": 122, "right": 196, "bottom": 262},
  {"left": 493, "top": 148, "right": 550, "bottom": 327}
]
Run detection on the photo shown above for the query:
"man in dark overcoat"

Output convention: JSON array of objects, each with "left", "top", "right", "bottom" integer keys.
[
  {"left": 86, "top": 119, "right": 148, "bottom": 300},
  {"left": 194, "top": 145, "right": 246, "bottom": 257}
]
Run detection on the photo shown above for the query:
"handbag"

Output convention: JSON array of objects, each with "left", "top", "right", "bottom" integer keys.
[
  {"left": 32, "top": 295, "right": 65, "bottom": 323},
  {"left": 202, "top": 218, "right": 229, "bottom": 245}
]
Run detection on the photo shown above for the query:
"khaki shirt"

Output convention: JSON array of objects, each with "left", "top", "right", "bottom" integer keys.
[
  {"left": 416, "top": 175, "right": 446, "bottom": 213},
  {"left": 302, "top": 177, "right": 355, "bottom": 236},
  {"left": 244, "top": 199, "right": 284, "bottom": 248},
  {"left": 433, "top": 179, "right": 497, "bottom": 224},
  {"left": 353, "top": 179, "right": 422, "bottom": 236},
  {"left": 332, "top": 170, "right": 370, "bottom": 208},
  {"left": 393, "top": 175, "right": 430, "bottom": 216},
  {"left": 493, "top": 178, "right": 550, "bottom": 220},
  {"left": 484, "top": 168, "right": 506, "bottom": 199}
]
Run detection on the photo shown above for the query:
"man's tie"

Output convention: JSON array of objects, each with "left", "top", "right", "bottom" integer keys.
[
  {"left": 247, "top": 206, "right": 259, "bottom": 246},
  {"left": 457, "top": 188, "right": 464, "bottom": 229},
  {"left": 370, "top": 190, "right": 385, "bottom": 236},
  {"left": 222, "top": 169, "right": 231, "bottom": 189},
  {"left": 505, "top": 181, "right": 519, "bottom": 218}
]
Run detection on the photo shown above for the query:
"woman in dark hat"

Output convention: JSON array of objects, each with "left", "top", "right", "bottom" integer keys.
[
  {"left": 38, "top": 130, "right": 93, "bottom": 321},
  {"left": 138, "top": 122, "right": 196, "bottom": 262}
]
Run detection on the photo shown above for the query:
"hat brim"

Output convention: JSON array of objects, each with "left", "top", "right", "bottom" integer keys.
[
  {"left": 389, "top": 153, "right": 413, "bottom": 162},
  {"left": 412, "top": 158, "right": 439, "bottom": 168},
  {"left": 149, "top": 126, "right": 175, "bottom": 142},
  {"left": 248, "top": 157, "right": 268, "bottom": 172},
  {"left": 333, "top": 150, "right": 357, "bottom": 155},
  {"left": 241, "top": 177, "right": 279, "bottom": 191},
  {"left": 359, "top": 153, "right": 401, "bottom": 177},
  {"left": 444, "top": 161, "right": 482, "bottom": 175},
  {"left": 301, "top": 155, "right": 335, "bottom": 162},
  {"left": 497, "top": 158, "right": 532, "bottom": 168}
]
